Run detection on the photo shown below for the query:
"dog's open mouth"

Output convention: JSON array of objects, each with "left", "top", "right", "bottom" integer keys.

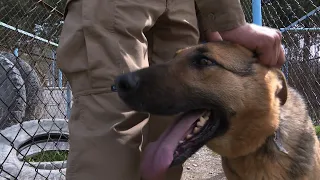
[
  {"left": 141, "top": 109, "right": 224, "bottom": 179},
  {"left": 172, "top": 110, "right": 221, "bottom": 165}
]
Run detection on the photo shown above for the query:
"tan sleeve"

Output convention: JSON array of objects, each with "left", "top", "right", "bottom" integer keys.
[{"left": 195, "top": 0, "right": 246, "bottom": 32}]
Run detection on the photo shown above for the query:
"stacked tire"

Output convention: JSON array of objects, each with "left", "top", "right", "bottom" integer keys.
[{"left": 0, "top": 52, "right": 43, "bottom": 129}]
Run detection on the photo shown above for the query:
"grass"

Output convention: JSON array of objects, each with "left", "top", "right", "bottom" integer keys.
[
  {"left": 24, "top": 150, "right": 69, "bottom": 162},
  {"left": 315, "top": 125, "right": 320, "bottom": 136}
]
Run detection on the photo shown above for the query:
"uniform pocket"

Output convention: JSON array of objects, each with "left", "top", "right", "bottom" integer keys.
[
  {"left": 82, "top": 0, "right": 116, "bottom": 32},
  {"left": 81, "top": 0, "right": 124, "bottom": 89}
]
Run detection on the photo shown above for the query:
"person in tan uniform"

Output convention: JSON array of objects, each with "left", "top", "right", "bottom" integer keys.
[{"left": 56, "top": 0, "right": 285, "bottom": 179}]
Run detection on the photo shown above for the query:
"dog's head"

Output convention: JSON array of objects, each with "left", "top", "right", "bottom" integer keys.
[{"left": 114, "top": 41, "right": 288, "bottom": 173}]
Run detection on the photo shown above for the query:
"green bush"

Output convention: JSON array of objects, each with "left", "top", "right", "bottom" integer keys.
[{"left": 314, "top": 126, "right": 320, "bottom": 136}]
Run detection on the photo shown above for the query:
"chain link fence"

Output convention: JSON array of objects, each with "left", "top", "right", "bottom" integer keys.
[
  {"left": 0, "top": 0, "right": 319, "bottom": 179},
  {"left": 0, "top": 0, "right": 69, "bottom": 179},
  {"left": 241, "top": 0, "right": 320, "bottom": 124}
]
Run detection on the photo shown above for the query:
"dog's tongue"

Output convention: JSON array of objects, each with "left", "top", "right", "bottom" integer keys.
[{"left": 140, "top": 111, "right": 203, "bottom": 180}]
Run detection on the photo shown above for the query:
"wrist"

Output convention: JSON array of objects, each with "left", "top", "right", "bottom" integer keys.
[{"left": 219, "top": 23, "right": 250, "bottom": 41}]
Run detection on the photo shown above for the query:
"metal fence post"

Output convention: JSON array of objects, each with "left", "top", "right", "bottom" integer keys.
[
  {"left": 52, "top": 51, "right": 63, "bottom": 88},
  {"left": 66, "top": 82, "right": 71, "bottom": 119},
  {"left": 252, "top": 0, "right": 262, "bottom": 25},
  {"left": 51, "top": 50, "right": 56, "bottom": 87},
  {"left": 58, "top": 70, "right": 63, "bottom": 88},
  {"left": 283, "top": 45, "right": 289, "bottom": 80},
  {"left": 13, "top": 48, "right": 18, "bottom": 57}
]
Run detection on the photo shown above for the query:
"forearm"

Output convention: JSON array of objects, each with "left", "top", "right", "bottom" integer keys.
[{"left": 195, "top": 0, "right": 246, "bottom": 32}]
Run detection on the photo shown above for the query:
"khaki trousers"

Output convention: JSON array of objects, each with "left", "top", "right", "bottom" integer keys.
[{"left": 56, "top": 0, "right": 200, "bottom": 179}]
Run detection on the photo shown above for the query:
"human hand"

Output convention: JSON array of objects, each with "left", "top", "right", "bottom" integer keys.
[{"left": 206, "top": 23, "right": 285, "bottom": 68}]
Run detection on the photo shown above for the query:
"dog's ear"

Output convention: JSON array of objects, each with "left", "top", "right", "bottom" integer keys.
[{"left": 273, "top": 69, "right": 288, "bottom": 106}]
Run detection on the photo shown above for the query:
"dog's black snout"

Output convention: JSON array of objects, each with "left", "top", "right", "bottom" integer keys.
[{"left": 115, "top": 73, "right": 140, "bottom": 93}]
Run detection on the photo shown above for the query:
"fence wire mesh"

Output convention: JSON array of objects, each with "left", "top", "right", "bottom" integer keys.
[
  {"left": 242, "top": 0, "right": 320, "bottom": 124},
  {"left": 0, "top": 0, "right": 319, "bottom": 179},
  {"left": 0, "top": 0, "right": 69, "bottom": 179}
]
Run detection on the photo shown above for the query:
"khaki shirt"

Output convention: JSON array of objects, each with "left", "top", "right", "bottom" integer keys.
[
  {"left": 196, "top": 0, "right": 246, "bottom": 32},
  {"left": 64, "top": 0, "right": 246, "bottom": 33}
]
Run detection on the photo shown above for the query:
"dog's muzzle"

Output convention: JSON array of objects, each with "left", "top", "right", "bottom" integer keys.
[{"left": 112, "top": 73, "right": 140, "bottom": 94}]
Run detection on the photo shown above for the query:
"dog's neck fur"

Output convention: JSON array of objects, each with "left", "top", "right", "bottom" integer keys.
[
  {"left": 205, "top": 69, "right": 320, "bottom": 179},
  {"left": 218, "top": 87, "right": 320, "bottom": 180},
  {"left": 218, "top": 102, "right": 290, "bottom": 179}
]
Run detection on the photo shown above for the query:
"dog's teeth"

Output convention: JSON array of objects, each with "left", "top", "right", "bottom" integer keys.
[
  {"left": 193, "top": 127, "right": 200, "bottom": 134},
  {"left": 203, "top": 116, "right": 209, "bottom": 120},
  {"left": 201, "top": 116, "right": 207, "bottom": 121},
  {"left": 186, "top": 134, "right": 193, "bottom": 139},
  {"left": 197, "top": 120, "right": 204, "bottom": 127},
  {"left": 179, "top": 140, "right": 184, "bottom": 144},
  {"left": 197, "top": 117, "right": 206, "bottom": 127},
  {"left": 203, "top": 111, "right": 211, "bottom": 117}
]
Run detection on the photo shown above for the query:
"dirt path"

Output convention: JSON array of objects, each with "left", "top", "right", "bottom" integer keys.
[{"left": 182, "top": 146, "right": 226, "bottom": 180}]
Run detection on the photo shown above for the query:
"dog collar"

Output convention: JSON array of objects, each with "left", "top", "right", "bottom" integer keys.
[{"left": 273, "top": 128, "right": 289, "bottom": 155}]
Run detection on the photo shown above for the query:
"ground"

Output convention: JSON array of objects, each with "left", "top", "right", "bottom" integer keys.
[{"left": 182, "top": 146, "right": 226, "bottom": 180}]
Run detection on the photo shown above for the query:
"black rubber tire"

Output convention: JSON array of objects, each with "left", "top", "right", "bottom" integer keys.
[
  {"left": 0, "top": 54, "right": 26, "bottom": 129},
  {"left": 0, "top": 119, "right": 69, "bottom": 179},
  {"left": 0, "top": 52, "right": 44, "bottom": 121}
]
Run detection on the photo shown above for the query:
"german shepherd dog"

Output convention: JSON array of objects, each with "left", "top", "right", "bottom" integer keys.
[{"left": 113, "top": 42, "right": 320, "bottom": 180}]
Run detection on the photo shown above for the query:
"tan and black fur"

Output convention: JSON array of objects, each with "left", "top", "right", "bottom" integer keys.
[{"left": 114, "top": 41, "right": 320, "bottom": 180}]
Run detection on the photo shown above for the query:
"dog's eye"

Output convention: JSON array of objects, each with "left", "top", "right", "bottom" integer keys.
[{"left": 193, "top": 57, "right": 216, "bottom": 67}]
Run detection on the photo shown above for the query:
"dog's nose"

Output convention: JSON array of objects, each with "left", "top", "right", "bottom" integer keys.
[{"left": 115, "top": 73, "right": 140, "bottom": 93}]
